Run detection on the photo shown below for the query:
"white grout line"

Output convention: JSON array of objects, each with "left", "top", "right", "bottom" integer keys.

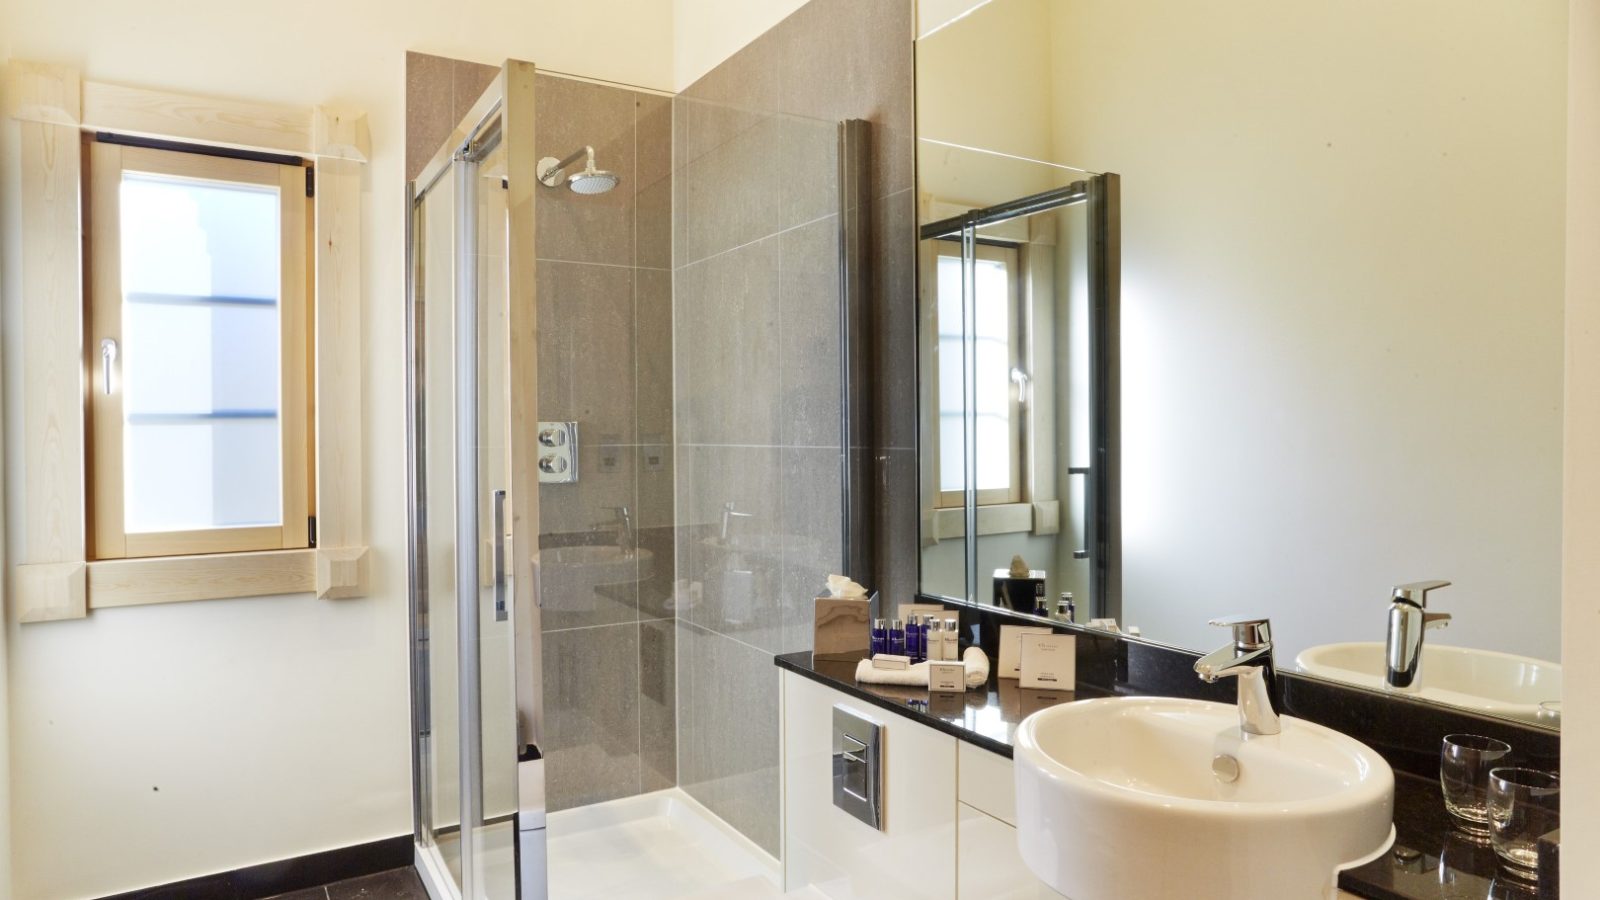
[{"left": 672, "top": 210, "right": 840, "bottom": 272}]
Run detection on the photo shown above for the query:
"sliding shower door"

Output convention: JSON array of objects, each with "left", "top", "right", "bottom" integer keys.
[{"left": 408, "top": 60, "right": 541, "bottom": 900}]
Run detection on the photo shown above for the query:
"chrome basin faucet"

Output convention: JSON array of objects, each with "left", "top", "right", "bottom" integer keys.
[
  {"left": 1385, "top": 580, "right": 1451, "bottom": 690},
  {"left": 1195, "top": 616, "right": 1281, "bottom": 736}
]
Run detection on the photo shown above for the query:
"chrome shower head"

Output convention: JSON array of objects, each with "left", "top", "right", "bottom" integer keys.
[
  {"left": 536, "top": 145, "right": 621, "bottom": 195},
  {"left": 568, "top": 168, "right": 619, "bottom": 194}
]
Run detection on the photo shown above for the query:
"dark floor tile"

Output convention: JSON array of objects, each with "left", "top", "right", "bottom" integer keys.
[
  {"left": 262, "top": 889, "right": 327, "bottom": 900},
  {"left": 324, "top": 868, "right": 427, "bottom": 900}
]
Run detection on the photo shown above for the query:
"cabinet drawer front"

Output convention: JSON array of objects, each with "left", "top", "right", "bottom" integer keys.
[{"left": 958, "top": 742, "right": 1016, "bottom": 825}]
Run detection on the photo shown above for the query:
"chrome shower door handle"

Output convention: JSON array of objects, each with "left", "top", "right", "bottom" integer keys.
[
  {"left": 100, "top": 338, "right": 119, "bottom": 395},
  {"left": 1069, "top": 467, "right": 1090, "bottom": 559},
  {"left": 492, "top": 489, "right": 508, "bottom": 622}
]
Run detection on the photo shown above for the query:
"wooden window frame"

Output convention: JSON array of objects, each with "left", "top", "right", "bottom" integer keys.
[
  {"left": 5, "top": 61, "right": 370, "bottom": 620},
  {"left": 86, "top": 141, "right": 315, "bottom": 560}
]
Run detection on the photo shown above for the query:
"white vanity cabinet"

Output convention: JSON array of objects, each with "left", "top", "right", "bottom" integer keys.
[{"left": 780, "top": 670, "right": 1063, "bottom": 899}]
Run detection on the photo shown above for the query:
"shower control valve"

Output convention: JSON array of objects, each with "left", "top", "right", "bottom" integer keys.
[{"left": 537, "top": 421, "right": 580, "bottom": 484}]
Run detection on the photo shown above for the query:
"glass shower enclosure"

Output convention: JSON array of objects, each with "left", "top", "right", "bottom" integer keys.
[{"left": 406, "top": 60, "right": 542, "bottom": 900}]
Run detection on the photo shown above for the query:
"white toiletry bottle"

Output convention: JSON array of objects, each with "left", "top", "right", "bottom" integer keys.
[
  {"left": 942, "top": 617, "right": 960, "bottom": 660},
  {"left": 925, "top": 618, "right": 942, "bottom": 661}
]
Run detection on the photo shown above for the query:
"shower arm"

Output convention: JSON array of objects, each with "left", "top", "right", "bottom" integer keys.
[{"left": 540, "top": 145, "right": 594, "bottom": 179}]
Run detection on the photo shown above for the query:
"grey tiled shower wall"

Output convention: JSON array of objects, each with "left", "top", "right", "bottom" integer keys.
[
  {"left": 671, "top": 0, "right": 917, "bottom": 856},
  {"left": 404, "top": 0, "right": 918, "bottom": 849},
  {"left": 407, "top": 55, "right": 678, "bottom": 813}
]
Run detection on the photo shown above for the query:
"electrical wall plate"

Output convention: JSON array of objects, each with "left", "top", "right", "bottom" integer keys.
[{"left": 537, "top": 421, "right": 579, "bottom": 484}]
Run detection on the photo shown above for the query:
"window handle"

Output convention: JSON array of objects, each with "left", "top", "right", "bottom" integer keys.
[{"left": 100, "top": 338, "right": 118, "bottom": 395}]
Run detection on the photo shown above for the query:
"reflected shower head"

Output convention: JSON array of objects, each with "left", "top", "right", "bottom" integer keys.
[{"left": 537, "top": 145, "right": 621, "bottom": 195}]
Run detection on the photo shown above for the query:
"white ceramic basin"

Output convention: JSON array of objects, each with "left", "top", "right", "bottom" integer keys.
[
  {"left": 1296, "top": 642, "right": 1561, "bottom": 724},
  {"left": 1013, "top": 697, "right": 1394, "bottom": 900}
]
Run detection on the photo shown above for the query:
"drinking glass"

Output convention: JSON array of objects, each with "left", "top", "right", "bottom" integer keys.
[
  {"left": 1440, "top": 733, "right": 1512, "bottom": 836},
  {"left": 1487, "top": 767, "right": 1559, "bottom": 880}
]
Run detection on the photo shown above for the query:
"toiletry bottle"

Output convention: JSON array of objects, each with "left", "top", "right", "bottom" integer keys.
[
  {"left": 870, "top": 618, "right": 888, "bottom": 656},
  {"left": 888, "top": 618, "right": 906, "bottom": 656},
  {"left": 943, "top": 617, "right": 960, "bottom": 659},
  {"left": 907, "top": 614, "right": 925, "bottom": 663},
  {"left": 1032, "top": 582, "right": 1050, "bottom": 617},
  {"left": 925, "top": 618, "right": 944, "bottom": 661},
  {"left": 1056, "top": 593, "right": 1076, "bottom": 624}
]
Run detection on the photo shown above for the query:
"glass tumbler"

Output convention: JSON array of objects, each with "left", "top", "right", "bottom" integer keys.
[
  {"left": 1487, "top": 767, "right": 1559, "bottom": 880},
  {"left": 1440, "top": 734, "right": 1512, "bottom": 836}
]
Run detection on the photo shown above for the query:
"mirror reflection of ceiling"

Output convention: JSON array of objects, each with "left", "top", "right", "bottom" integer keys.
[{"left": 915, "top": 0, "right": 1566, "bottom": 666}]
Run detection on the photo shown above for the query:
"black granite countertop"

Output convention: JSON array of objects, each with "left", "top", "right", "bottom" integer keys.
[
  {"left": 775, "top": 650, "right": 1110, "bottom": 758},
  {"left": 772, "top": 649, "right": 1554, "bottom": 900}
]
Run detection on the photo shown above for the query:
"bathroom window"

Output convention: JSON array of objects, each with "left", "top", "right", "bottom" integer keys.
[
  {"left": 934, "top": 243, "right": 1025, "bottom": 508},
  {"left": 85, "top": 139, "right": 315, "bottom": 559}
]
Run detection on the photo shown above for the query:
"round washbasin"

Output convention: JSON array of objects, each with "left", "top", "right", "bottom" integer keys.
[
  {"left": 1013, "top": 697, "right": 1394, "bottom": 900},
  {"left": 1296, "top": 642, "right": 1561, "bottom": 724},
  {"left": 545, "top": 544, "right": 653, "bottom": 582}
]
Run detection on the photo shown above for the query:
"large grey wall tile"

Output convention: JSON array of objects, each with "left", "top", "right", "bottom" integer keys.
[
  {"left": 778, "top": 215, "right": 843, "bottom": 449},
  {"left": 780, "top": 447, "right": 844, "bottom": 652},
  {"left": 673, "top": 238, "right": 782, "bottom": 445},
  {"left": 406, "top": 52, "right": 456, "bottom": 183},
  {"left": 542, "top": 623, "right": 641, "bottom": 811},
  {"left": 779, "top": 113, "right": 841, "bottom": 232},
  {"left": 676, "top": 445, "right": 785, "bottom": 651},
  {"left": 453, "top": 59, "right": 499, "bottom": 123},
  {"left": 674, "top": 115, "right": 786, "bottom": 264},
  {"left": 637, "top": 440, "right": 676, "bottom": 623},
  {"left": 636, "top": 92, "right": 674, "bottom": 270},
  {"left": 677, "top": 622, "right": 781, "bottom": 856},
  {"left": 640, "top": 618, "right": 677, "bottom": 792},
  {"left": 780, "top": 0, "right": 915, "bottom": 200},
  {"left": 538, "top": 261, "right": 637, "bottom": 444},
  {"left": 676, "top": 27, "right": 782, "bottom": 166},
  {"left": 636, "top": 268, "right": 674, "bottom": 445},
  {"left": 535, "top": 74, "right": 637, "bottom": 266}
]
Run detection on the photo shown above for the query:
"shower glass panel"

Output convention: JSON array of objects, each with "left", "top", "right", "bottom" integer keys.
[
  {"left": 409, "top": 60, "right": 540, "bottom": 900},
  {"left": 415, "top": 164, "right": 463, "bottom": 884}
]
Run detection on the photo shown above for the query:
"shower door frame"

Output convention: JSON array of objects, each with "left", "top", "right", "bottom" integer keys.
[{"left": 406, "top": 58, "right": 542, "bottom": 900}]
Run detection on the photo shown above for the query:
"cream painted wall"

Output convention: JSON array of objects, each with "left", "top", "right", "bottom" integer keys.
[
  {"left": 0, "top": 1, "right": 671, "bottom": 897},
  {"left": 1562, "top": 0, "right": 1599, "bottom": 892},
  {"left": 672, "top": 0, "right": 808, "bottom": 89},
  {"left": 1045, "top": 1, "right": 1567, "bottom": 661}
]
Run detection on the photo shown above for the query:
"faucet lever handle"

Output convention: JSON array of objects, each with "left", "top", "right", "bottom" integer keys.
[
  {"left": 1392, "top": 580, "right": 1451, "bottom": 608},
  {"left": 1208, "top": 615, "right": 1272, "bottom": 648}
]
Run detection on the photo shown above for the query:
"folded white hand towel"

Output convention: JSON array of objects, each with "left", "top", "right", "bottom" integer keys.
[{"left": 853, "top": 646, "right": 990, "bottom": 691}]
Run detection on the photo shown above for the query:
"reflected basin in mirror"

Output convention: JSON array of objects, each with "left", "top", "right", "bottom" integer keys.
[
  {"left": 1296, "top": 643, "right": 1562, "bottom": 725},
  {"left": 1014, "top": 697, "right": 1393, "bottom": 900},
  {"left": 546, "top": 544, "right": 653, "bottom": 581}
]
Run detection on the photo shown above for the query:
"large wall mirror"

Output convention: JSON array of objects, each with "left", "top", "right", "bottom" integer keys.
[{"left": 914, "top": 0, "right": 1565, "bottom": 729}]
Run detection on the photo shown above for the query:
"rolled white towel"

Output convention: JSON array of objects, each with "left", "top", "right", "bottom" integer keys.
[
  {"left": 853, "top": 646, "right": 990, "bottom": 691},
  {"left": 961, "top": 645, "right": 989, "bottom": 687}
]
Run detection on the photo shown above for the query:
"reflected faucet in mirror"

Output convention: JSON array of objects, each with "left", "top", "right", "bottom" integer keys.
[
  {"left": 1194, "top": 615, "right": 1281, "bottom": 736},
  {"left": 1385, "top": 580, "right": 1452, "bottom": 690},
  {"left": 594, "top": 504, "right": 635, "bottom": 558},
  {"left": 720, "top": 501, "right": 754, "bottom": 542}
]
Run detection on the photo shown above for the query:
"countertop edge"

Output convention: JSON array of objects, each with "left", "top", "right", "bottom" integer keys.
[{"left": 774, "top": 651, "right": 1016, "bottom": 759}]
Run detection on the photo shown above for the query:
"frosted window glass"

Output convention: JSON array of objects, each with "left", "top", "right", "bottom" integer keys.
[
  {"left": 119, "top": 173, "right": 283, "bottom": 533},
  {"left": 937, "top": 253, "right": 1014, "bottom": 494}
]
